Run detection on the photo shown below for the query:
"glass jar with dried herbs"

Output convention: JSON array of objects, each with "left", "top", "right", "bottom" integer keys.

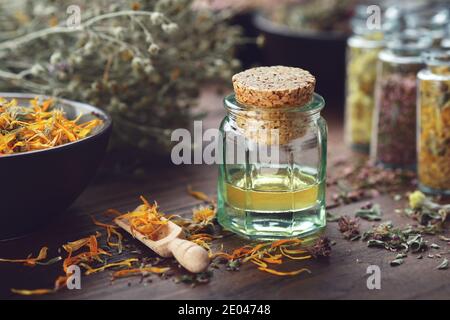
[
  {"left": 217, "top": 66, "right": 327, "bottom": 240},
  {"left": 371, "top": 33, "right": 432, "bottom": 168},
  {"left": 344, "top": 24, "right": 384, "bottom": 152},
  {"left": 417, "top": 51, "right": 450, "bottom": 195}
]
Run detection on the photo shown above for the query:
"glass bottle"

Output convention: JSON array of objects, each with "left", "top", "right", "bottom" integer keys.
[
  {"left": 217, "top": 93, "right": 327, "bottom": 240},
  {"left": 371, "top": 32, "right": 432, "bottom": 168},
  {"left": 344, "top": 23, "right": 384, "bottom": 152},
  {"left": 417, "top": 50, "right": 450, "bottom": 195}
]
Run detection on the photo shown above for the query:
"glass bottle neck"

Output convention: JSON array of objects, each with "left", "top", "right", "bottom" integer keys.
[
  {"left": 424, "top": 51, "right": 450, "bottom": 76},
  {"left": 224, "top": 93, "right": 324, "bottom": 125}
]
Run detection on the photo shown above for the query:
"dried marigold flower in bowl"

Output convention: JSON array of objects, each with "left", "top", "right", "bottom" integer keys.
[{"left": 0, "top": 93, "right": 111, "bottom": 240}]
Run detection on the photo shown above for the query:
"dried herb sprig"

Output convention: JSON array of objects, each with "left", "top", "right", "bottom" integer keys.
[
  {"left": 355, "top": 203, "right": 382, "bottom": 221},
  {"left": 306, "top": 237, "right": 332, "bottom": 258},
  {"left": 362, "top": 222, "right": 426, "bottom": 253},
  {"left": 404, "top": 190, "right": 450, "bottom": 234},
  {"left": 0, "top": 0, "right": 243, "bottom": 155},
  {"left": 338, "top": 216, "right": 360, "bottom": 241}
]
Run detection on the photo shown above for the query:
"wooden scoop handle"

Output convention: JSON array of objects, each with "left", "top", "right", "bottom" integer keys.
[{"left": 167, "top": 238, "right": 210, "bottom": 273}]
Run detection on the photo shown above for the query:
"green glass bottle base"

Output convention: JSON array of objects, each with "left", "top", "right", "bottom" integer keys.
[{"left": 217, "top": 204, "right": 326, "bottom": 241}]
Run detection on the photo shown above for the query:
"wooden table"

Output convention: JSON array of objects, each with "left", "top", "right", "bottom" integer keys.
[{"left": 1, "top": 88, "right": 449, "bottom": 300}]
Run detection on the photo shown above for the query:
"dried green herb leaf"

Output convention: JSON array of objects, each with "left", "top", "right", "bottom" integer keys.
[
  {"left": 407, "top": 234, "right": 426, "bottom": 253},
  {"left": 438, "top": 235, "right": 450, "bottom": 242},
  {"left": 326, "top": 211, "right": 340, "bottom": 222},
  {"left": 436, "top": 258, "right": 449, "bottom": 270},
  {"left": 390, "top": 258, "right": 404, "bottom": 266},
  {"left": 396, "top": 253, "right": 407, "bottom": 259},
  {"left": 355, "top": 204, "right": 382, "bottom": 221},
  {"left": 367, "top": 240, "right": 386, "bottom": 248},
  {"left": 226, "top": 259, "right": 241, "bottom": 271},
  {"left": 35, "top": 256, "right": 62, "bottom": 266}
]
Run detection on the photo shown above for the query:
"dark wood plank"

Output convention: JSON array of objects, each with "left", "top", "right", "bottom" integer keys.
[{"left": 0, "top": 87, "right": 448, "bottom": 300}]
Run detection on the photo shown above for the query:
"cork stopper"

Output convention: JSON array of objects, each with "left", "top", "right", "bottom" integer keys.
[
  {"left": 232, "top": 66, "right": 316, "bottom": 108},
  {"left": 230, "top": 66, "right": 317, "bottom": 145}
]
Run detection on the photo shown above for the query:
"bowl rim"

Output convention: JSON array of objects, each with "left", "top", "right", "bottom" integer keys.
[
  {"left": 253, "top": 11, "right": 349, "bottom": 41},
  {"left": 0, "top": 92, "right": 112, "bottom": 159}
]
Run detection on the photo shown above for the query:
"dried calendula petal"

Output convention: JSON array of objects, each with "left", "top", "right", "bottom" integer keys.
[
  {"left": 114, "top": 196, "right": 168, "bottom": 241},
  {"left": 84, "top": 258, "right": 138, "bottom": 275},
  {"left": 112, "top": 267, "right": 171, "bottom": 279},
  {"left": 0, "top": 97, "right": 102, "bottom": 155},
  {"left": 187, "top": 185, "right": 211, "bottom": 202},
  {"left": 0, "top": 246, "right": 48, "bottom": 267},
  {"left": 192, "top": 206, "right": 216, "bottom": 225},
  {"left": 215, "top": 237, "right": 316, "bottom": 277},
  {"left": 11, "top": 288, "right": 54, "bottom": 296},
  {"left": 257, "top": 267, "right": 311, "bottom": 276}
]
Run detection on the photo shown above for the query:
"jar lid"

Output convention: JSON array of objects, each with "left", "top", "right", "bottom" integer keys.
[
  {"left": 232, "top": 66, "right": 316, "bottom": 108},
  {"left": 386, "top": 30, "right": 433, "bottom": 56},
  {"left": 422, "top": 50, "right": 450, "bottom": 67}
]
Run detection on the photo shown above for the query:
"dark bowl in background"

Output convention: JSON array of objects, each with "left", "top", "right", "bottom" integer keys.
[
  {"left": 253, "top": 12, "right": 348, "bottom": 111},
  {"left": 0, "top": 93, "right": 112, "bottom": 240}
]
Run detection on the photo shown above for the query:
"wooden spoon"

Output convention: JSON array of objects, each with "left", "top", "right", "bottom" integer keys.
[{"left": 114, "top": 218, "right": 210, "bottom": 273}]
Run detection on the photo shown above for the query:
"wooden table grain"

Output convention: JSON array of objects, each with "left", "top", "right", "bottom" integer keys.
[{"left": 0, "top": 87, "right": 449, "bottom": 300}]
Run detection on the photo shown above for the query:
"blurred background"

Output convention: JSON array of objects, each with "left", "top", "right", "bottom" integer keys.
[{"left": 0, "top": 0, "right": 449, "bottom": 161}]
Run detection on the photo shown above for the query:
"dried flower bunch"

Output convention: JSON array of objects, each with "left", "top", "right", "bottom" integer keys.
[{"left": 0, "top": 0, "right": 242, "bottom": 154}]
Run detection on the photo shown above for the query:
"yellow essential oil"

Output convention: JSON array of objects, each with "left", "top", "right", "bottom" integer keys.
[
  {"left": 225, "top": 173, "right": 319, "bottom": 212},
  {"left": 218, "top": 165, "right": 326, "bottom": 240}
]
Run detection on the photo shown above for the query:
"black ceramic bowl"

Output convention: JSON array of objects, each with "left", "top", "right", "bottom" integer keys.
[
  {"left": 0, "top": 93, "right": 112, "bottom": 240},
  {"left": 253, "top": 12, "right": 348, "bottom": 108}
]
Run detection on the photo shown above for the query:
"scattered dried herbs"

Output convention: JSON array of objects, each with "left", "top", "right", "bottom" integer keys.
[
  {"left": 338, "top": 216, "right": 360, "bottom": 240},
  {"left": 214, "top": 238, "right": 316, "bottom": 277},
  {"left": 5, "top": 188, "right": 325, "bottom": 296},
  {"left": 328, "top": 158, "right": 416, "bottom": 207},
  {"left": 174, "top": 271, "right": 213, "bottom": 286},
  {"left": 112, "top": 266, "right": 170, "bottom": 280},
  {"left": 306, "top": 237, "right": 332, "bottom": 258},
  {"left": 355, "top": 203, "right": 382, "bottom": 221},
  {"left": 390, "top": 258, "right": 404, "bottom": 267},
  {"left": 114, "top": 196, "right": 168, "bottom": 241},
  {"left": 404, "top": 190, "right": 450, "bottom": 234},
  {"left": 436, "top": 258, "right": 449, "bottom": 270},
  {"left": 362, "top": 222, "right": 425, "bottom": 253}
]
